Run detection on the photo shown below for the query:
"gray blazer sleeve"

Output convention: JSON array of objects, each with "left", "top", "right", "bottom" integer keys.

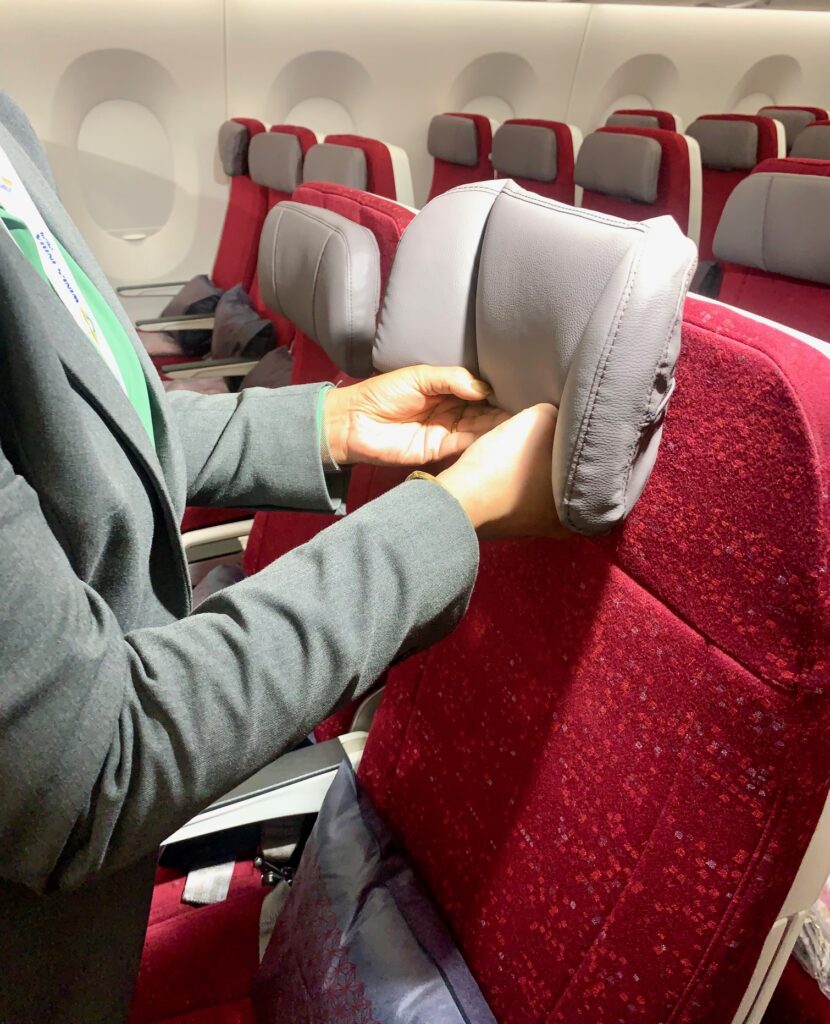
[
  {"left": 165, "top": 383, "right": 346, "bottom": 512},
  {"left": 0, "top": 447, "right": 478, "bottom": 893}
]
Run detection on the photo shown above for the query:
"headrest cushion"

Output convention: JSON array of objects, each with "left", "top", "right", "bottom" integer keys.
[
  {"left": 218, "top": 120, "right": 251, "bottom": 177},
  {"left": 248, "top": 132, "right": 303, "bottom": 193},
  {"left": 258, "top": 202, "right": 380, "bottom": 377},
  {"left": 686, "top": 118, "right": 758, "bottom": 171},
  {"left": 758, "top": 107, "right": 819, "bottom": 150},
  {"left": 575, "top": 131, "right": 661, "bottom": 204},
  {"left": 791, "top": 121, "right": 830, "bottom": 160},
  {"left": 713, "top": 171, "right": 830, "bottom": 286},
  {"left": 375, "top": 181, "right": 697, "bottom": 535},
  {"left": 606, "top": 112, "right": 662, "bottom": 130},
  {"left": 303, "top": 143, "right": 368, "bottom": 191},
  {"left": 427, "top": 114, "right": 479, "bottom": 167},
  {"left": 492, "top": 123, "right": 558, "bottom": 182}
]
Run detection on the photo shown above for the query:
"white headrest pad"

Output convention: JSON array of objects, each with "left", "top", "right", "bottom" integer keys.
[
  {"left": 218, "top": 120, "right": 251, "bottom": 177},
  {"left": 427, "top": 114, "right": 479, "bottom": 166},
  {"left": 713, "top": 171, "right": 830, "bottom": 286},
  {"left": 303, "top": 143, "right": 368, "bottom": 190},
  {"left": 575, "top": 132, "right": 661, "bottom": 204},
  {"left": 374, "top": 181, "right": 697, "bottom": 535},
  {"left": 257, "top": 202, "right": 380, "bottom": 377},
  {"left": 248, "top": 132, "right": 303, "bottom": 193},
  {"left": 791, "top": 122, "right": 830, "bottom": 159},
  {"left": 492, "top": 123, "right": 558, "bottom": 182},
  {"left": 686, "top": 118, "right": 758, "bottom": 171}
]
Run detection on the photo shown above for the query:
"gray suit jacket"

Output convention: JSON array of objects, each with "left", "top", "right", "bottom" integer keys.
[{"left": 0, "top": 93, "right": 478, "bottom": 1023}]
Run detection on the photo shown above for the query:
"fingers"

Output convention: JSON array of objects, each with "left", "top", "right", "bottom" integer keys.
[{"left": 412, "top": 365, "right": 493, "bottom": 403}]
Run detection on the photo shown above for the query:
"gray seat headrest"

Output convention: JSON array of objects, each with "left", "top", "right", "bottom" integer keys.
[
  {"left": 248, "top": 132, "right": 304, "bottom": 193},
  {"left": 758, "top": 107, "right": 818, "bottom": 151},
  {"left": 575, "top": 131, "right": 661, "bottom": 204},
  {"left": 218, "top": 120, "right": 252, "bottom": 177},
  {"left": 492, "top": 123, "right": 558, "bottom": 183},
  {"left": 427, "top": 114, "right": 479, "bottom": 167},
  {"left": 713, "top": 171, "right": 830, "bottom": 286},
  {"left": 791, "top": 122, "right": 830, "bottom": 160},
  {"left": 257, "top": 202, "right": 381, "bottom": 377},
  {"left": 606, "top": 112, "right": 661, "bottom": 130},
  {"left": 686, "top": 118, "right": 758, "bottom": 171},
  {"left": 374, "top": 180, "right": 697, "bottom": 535},
  {"left": 303, "top": 143, "right": 368, "bottom": 190}
]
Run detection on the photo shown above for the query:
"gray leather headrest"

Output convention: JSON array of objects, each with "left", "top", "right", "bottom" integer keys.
[
  {"left": 374, "top": 180, "right": 697, "bottom": 535},
  {"left": 248, "top": 132, "right": 303, "bottom": 193},
  {"left": 606, "top": 112, "right": 661, "bottom": 130},
  {"left": 257, "top": 202, "right": 380, "bottom": 377},
  {"left": 758, "top": 107, "right": 817, "bottom": 151},
  {"left": 791, "top": 122, "right": 830, "bottom": 159},
  {"left": 713, "top": 171, "right": 830, "bottom": 286},
  {"left": 218, "top": 120, "right": 251, "bottom": 177},
  {"left": 427, "top": 114, "right": 479, "bottom": 167},
  {"left": 575, "top": 131, "right": 661, "bottom": 204},
  {"left": 303, "top": 143, "right": 368, "bottom": 190},
  {"left": 686, "top": 118, "right": 758, "bottom": 171},
  {"left": 492, "top": 123, "right": 558, "bottom": 182}
]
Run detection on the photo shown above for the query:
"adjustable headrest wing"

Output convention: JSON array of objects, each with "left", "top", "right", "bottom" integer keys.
[
  {"left": 687, "top": 117, "right": 758, "bottom": 171},
  {"left": 303, "top": 143, "right": 368, "bottom": 191},
  {"left": 375, "top": 181, "right": 697, "bottom": 535},
  {"left": 248, "top": 132, "right": 304, "bottom": 193},
  {"left": 713, "top": 171, "right": 830, "bottom": 286},
  {"left": 258, "top": 202, "right": 380, "bottom": 377},
  {"left": 427, "top": 114, "right": 480, "bottom": 167},
  {"left": 218, "top": 119, "right": 261, "bottom": 177},
  {"left": 492, "top": 122, "right": 558, "bottom": 183},
  {"left": 575, "top": 131, "right": 662, "bottom": 203}
]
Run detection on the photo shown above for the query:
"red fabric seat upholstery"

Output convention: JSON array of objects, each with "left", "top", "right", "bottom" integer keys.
[
  {"left": 492, "top": 118, "right": 581, "bottom": 204},
  {"left": 762, "top": 958, "right": 830, "bottom": 1024},
  {"left": 687, "top": 113, "right": 783, "bottom": 260},
  {"left": 427, "top": 112, "right": 494, "bottom": 200},
  {"left": 577, "top": 126, "right": 701, "bottom": 241},
  {"left": 357, "top": 295, "right": 830, "bottom": 1023},
  {"left": 606, "top": 108, "right": 680, "bottom": 131},
  {"left": 715, "top": 157, "right": 830, "bottom": 340}
]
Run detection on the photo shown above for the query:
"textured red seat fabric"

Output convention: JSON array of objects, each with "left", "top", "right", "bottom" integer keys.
[
  {"left": 606, "top": 108, "right": 680, "bottom": 131},
  {"left": 491, "top": 119, "right": 581, "bottom": 204},
  {"left": 427, "top": 112, "right": 494, "bottom": 200},
  {"left": 687, "top": 113, "right": 783, "bottom": 260},
  {"left": 714, "top": 158, "right": 830, "bottom": 340},
  {"left": 576, "top": 126, "right": 701, "bottom": 241},
  {"left": 358, "top": 295, "right": 830, "bottom": 1024},
  {"left": 762, "top": 958, "right": 830, "bottom": 1024}
]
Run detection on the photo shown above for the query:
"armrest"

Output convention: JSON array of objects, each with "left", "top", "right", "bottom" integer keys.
[
  {"left": 183, "top": 517, "right": 254, "bottom": 563},
  {"left": 136, "top": 313, "right": 216, "bottom": 333},
  {"left": 164, "top": 732, "right": 368, "bottom": 845},
  {"left": 117, "top": 280, "right": 189, "bottom": 296},
  {"left": 163, "top": 356, "right": 259, "bottom": 380}
]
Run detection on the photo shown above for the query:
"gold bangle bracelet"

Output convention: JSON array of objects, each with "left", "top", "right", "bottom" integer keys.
[{"left": 405, "top": 470, "right": 440, "bottom": 485}]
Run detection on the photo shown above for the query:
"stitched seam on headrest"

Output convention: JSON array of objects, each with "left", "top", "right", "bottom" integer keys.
[
  {"left": 268, "top": 208, "right": 285, "bottom": 314},
  {"left": 759, "top": 175, "right": 773, "bottom": 273},
  {"left": 310, "top": 233, "right": 332, "bottom": 348},
  {"left": 500, "top": 182, "right": 648, "bottom": 234}
]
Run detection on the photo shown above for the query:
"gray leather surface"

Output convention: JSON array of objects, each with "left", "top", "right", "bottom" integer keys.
[
  {"left": 791, "top": 122, "right": 830, "bottom": 159},
  {"left": 249, "top": 131, "right": 304, "bottom": 193},
  {"left": 218, "top": 119, "right": 250, "bottom": 177},
  {"left": 758, "top": 106, "right": 817, "bottom": 151},
  {"left": 713, "top": 171, "right": 830, "bottom": 285},
  {"left": 492, "top": 123, "right": 558, "bottom": 182},
  {"left": 687, "top": 118, "right": 758, "bottom": 171},
  {"left": 303, "top": 142, "right": 368, "bottom": 190},
  {"left": 575, "top": 131, "right": 661, "bottom": 204},
  {"left": 427, "top": 113, "right": 479, "bottom": 166},
  {"left": 606, "top": 112, "right": 661, "bottom": 130},
  {"left": 258, "top": 201, "right": 380, "bottom": 377},
  {"left": 375, "top": 180, "right": 696, "bottom": 534}
]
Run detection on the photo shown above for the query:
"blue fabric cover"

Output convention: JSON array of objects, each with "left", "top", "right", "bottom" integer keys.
[{"left": 252, "top": 760, "right": 496, "bottom": 1024}]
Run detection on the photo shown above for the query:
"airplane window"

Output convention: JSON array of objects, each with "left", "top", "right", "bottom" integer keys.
[{"left": 284, "top": 97, "right": 354, "bottom": 138}]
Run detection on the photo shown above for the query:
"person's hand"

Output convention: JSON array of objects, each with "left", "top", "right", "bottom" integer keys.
[
  {"left": 436, "top": 403, "right": 569, "bottom": 540},
  {"left": 322, "top": 365, "right": 510, "bottom": 467}
]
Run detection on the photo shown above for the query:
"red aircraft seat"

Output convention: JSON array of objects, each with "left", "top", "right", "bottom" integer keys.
[
  {"left": 758, "top": 105, "right": 829, "bottom": 154},
  {"left": 426, "top": 112, "right": 495, "bottom": 200},
  {"left": 491, "top": 118, "right": 582, "bottom": 204}
]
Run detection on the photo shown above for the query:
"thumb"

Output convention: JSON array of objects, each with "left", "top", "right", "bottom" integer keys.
[{"left": 414, "top": 365, "right": 493, "bottom": 402}]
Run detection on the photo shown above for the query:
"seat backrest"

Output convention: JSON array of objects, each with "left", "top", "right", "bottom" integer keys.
[
  {"left": 358, "top": 287, "right": 830, "bottom": 1024},
  {"left": 758, "top": 105, "right": 829, "bottom": 153},
  {"left": 427, "top": 112, "right": 495, "bottom": 200},
  {"left": 576, "top": 125, "right": 702, "bottom": 243},
  {"left": 713, "top": 157, "right": 830, "bottom": 340},
  {"left": 211, "top": 117, "right": 267, "bottom": 292},
  {"left": 686, "top": 113, "right": 784, "bottom": 260},
  {"left": 791, "top": 119, "right": 830, "bottom": 159},
  {"left": 491, "top": 118, "right": 582, "bottom": 204},
  {"left": 606, "top": 107, "right": 681, "bottom": 131},
  {"left": 302, "top": 134, "right": 401, "bottom": 201}
]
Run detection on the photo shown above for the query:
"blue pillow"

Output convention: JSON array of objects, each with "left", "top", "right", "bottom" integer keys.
[{"left": 252, "top": 760, "right": 496, "bottom": 1024}]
